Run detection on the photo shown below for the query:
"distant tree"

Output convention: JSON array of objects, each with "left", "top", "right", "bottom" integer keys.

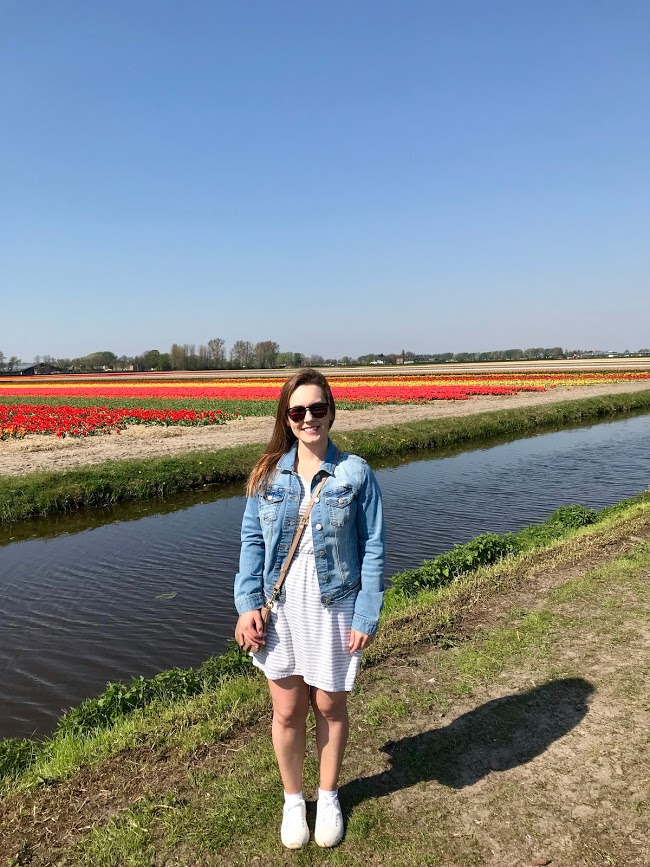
[
  {"left": 85, "top": 350, "right": 117, "bottom": 370},
  {"left": 275, "top": 351, "right": 291, "bottom": 368},
  {"left": 230, "top": 340, "right": 255, "bottom": 369},
  {"left": 0, "top": 351, "right": 5, "bottom": 371},
  {"left": 197, "top": 344, "right": 211, "bottom": 369},
  {"left": 185, "top": 344, "right": 198, "bottom": 370},
  {"left": 168, "top": 343, "right": 199, "bottom": 370},
  {"left": 141, "top": 349, "right": 162, "bottom": 370},
  {"left": 255, "top": 340, "right": 279, "bottom": 369},
  {"left": 207, "top": 338, "right": 226, "bottom": 368},
  {"left": 274, "top": 351, "right": 303, "bottom": 368},
  {"left": 170, "top": 343, "right": 184, "bottom": 370},
  {"left": 7, "top": 355, "right": 21, "bottom": 371}
]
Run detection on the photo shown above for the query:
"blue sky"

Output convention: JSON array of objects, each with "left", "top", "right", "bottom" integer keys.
[{"left": 2, "top": 0, "right": 648, "bottom": 361}]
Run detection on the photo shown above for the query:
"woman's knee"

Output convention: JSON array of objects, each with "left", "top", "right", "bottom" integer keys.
[
  {"left": 311, "top": 688, "right": 348, "bottom": 721},
  {"left": 270, "top": 678, "right": 310, "bottom": 727}
]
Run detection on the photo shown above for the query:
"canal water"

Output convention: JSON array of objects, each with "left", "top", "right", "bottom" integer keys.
[{"left": 1, "top": 413, "right": 649, "bottom": 740}]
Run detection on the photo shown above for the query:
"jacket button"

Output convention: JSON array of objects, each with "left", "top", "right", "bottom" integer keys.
[
  {"left": 315, "top": 523, "right": 322, "bottom": 531},
  {"left": 319, "top": 550, "right": 326, "bottom": 558},
  {"left": 315, "top": 497, "right": 320, "bottom": 503}
]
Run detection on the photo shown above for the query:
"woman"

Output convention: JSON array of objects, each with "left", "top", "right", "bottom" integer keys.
[{"left": 234, "top": 368, "right": 385, "bottom": 849}]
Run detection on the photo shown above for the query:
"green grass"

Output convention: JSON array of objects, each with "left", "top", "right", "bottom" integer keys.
[
  {"left": 1, "top": 671, "right": 269, "bottom": 794},
  {"left": 451, "top": 609, "right": 557, "bottom": 692},
  {"left": 0, "top": 444, "right": 260, "bottom": 524},
  {"left": 2, "top": 389, "right": 650, "bottom": 524}
]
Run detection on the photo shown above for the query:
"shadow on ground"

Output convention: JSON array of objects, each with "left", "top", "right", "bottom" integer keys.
[{"left": 342, "top": 677, "right": 594, "bottom": 810}]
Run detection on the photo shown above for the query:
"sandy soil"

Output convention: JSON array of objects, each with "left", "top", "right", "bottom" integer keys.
[{"left": 2, "top": 381, "right": 650, "bottom": 477}]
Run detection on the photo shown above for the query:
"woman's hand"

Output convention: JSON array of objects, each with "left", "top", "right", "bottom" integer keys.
[
  {"left": 235, "top": 610, "right": 267, "bottom": 652},
  {"left": 348, "top": 629, "right": 375, "bottom": 654}
]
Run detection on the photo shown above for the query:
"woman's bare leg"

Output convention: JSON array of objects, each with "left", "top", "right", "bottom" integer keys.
[
  {"left": 268, "top": 676, "right": 310, "bottom": 793},
  {"left": 310, "top": 687, "right": 349, "bottom": 790}
]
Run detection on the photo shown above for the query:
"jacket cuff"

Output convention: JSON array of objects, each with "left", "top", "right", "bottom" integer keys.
[
  {"left": 235, "top": 592, "right": 265, "bottom": 615},
  {"left": 351, "top": 611, "right": 379, "bottom": 636}
]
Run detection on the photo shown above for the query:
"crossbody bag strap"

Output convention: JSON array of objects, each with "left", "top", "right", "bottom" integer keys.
[{"left": 262, "top": 474, "right": 328, "bottom": 613}]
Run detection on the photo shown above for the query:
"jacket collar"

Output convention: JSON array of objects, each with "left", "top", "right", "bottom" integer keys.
[{"left": 277, "top": 438, "right": 340, "bottom": 475}]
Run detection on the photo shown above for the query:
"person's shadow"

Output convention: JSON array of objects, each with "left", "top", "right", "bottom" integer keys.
[{"left": 341, "top": 677, "right": 594, "bottom": 809}]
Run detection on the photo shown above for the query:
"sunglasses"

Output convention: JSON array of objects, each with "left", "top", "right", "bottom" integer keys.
[{"left": 286, "top": 402, "right": 329, "bottom": 422}]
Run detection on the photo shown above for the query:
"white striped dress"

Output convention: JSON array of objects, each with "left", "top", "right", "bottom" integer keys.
[{"left": 252, "top": 474, "right": 361, "bottom": 692}]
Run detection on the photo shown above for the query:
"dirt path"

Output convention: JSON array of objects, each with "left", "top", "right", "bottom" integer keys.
[{"left": 2, "top": 381, "right": 650, "bottom": 478}]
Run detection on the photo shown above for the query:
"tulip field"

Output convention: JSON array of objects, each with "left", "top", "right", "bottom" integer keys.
[
  {"left": 1, "top": 370, "right": 649, "bottom": 439},
  {"left": 0, "top": 405, "right": 235, "bottom": 439}
]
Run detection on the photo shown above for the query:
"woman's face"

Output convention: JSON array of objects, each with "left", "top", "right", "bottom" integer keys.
[{"left": 286, "top": 383, "right": 333, "bottom": 451}]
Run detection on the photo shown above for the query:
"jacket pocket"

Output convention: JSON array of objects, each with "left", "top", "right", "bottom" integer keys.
[
  {"left": 259, "top": 487, "right": 285, "bottom": 523},
  {"left": 325, "top": 485, "right": 355, "bottom": 527}
]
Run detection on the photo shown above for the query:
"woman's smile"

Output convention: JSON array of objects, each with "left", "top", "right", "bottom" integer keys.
[{"left": 287, "top": 384, "right": 333, "bottom": 451}]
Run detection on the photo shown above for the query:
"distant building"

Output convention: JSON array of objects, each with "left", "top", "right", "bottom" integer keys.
[
  {"left": 1, "top": 362, "right": 66, "bottom": 376},
  {"left": 2, "top": 363, "right": 37, "bottom": 376}
]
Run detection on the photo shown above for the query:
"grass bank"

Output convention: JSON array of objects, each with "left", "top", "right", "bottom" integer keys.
[
  {"left": 2, "top": 495, "right": 649, "bottom": 865},
  {"left": 2, "top": 389, "right": 650, "bottom": 525}
]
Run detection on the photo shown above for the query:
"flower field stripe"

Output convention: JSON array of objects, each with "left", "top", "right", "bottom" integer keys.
[
  {"left": 0, "top": 405, "right": 238, "bottom": 439},
  {"left": 0, "top": 384, "right": 547, "bottom": 401}
]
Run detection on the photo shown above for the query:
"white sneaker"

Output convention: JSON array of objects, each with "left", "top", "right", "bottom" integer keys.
[
  {"left": 280, "top": 800, "right": 310, "bottom": 849},
  {"left": 314, "top": 797, "right": 344, "bottom": 848}
]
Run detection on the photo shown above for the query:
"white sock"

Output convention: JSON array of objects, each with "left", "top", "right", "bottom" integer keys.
[
  {"left": 284, "top": 790, "right": 304, "bottom": 810},
  {"left": 318, "top": 788, "right": 339, "bottom": 804}
]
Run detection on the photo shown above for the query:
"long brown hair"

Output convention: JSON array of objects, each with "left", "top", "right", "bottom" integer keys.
[{"left": 246, "top": 368, "right": 336, "bottom": 495}]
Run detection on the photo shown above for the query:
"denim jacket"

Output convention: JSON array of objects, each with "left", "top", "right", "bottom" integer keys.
[{"left": 234, "top": 438, "right": 385, "bottom": 635}]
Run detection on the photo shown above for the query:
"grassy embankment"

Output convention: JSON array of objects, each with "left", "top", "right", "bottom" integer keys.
[
  {"left": 1, "top": 490, "right": 649, "bottom": 864},
  {"left": 2, "top": 389, "right": 650, "bottom": 525}
]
